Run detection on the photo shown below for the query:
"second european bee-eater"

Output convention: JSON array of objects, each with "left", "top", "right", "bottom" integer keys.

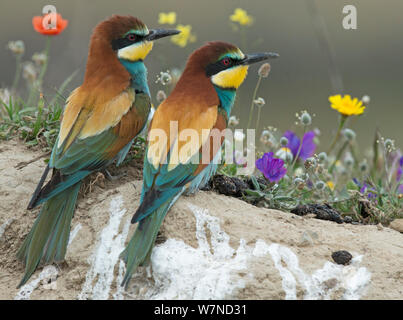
[
  {"left": 17, "top": 15, "right": 179, "bottom": 287},
  {"left": 121, "top": 41, "right": 278, "bottom": 286}
]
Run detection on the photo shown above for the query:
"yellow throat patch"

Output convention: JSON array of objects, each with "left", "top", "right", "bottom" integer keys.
[
  {"left": 211, "top": 65, "right": 249, "bottom": 89},
  {"left": 117, "top": 41, "right": 154, "bottom": 61}
]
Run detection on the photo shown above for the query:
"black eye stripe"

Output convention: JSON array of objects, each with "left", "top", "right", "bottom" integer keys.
[
  {"left": 205, "top": 58, "right": 239, "bottom": 77},
  {"left": 111, "top": 33, "right": 143, "bottom": 50}
]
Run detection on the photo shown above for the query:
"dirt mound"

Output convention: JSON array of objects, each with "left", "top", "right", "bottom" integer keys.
[{"left": 1, "top": 140, "right": 402, "bottom": 300}]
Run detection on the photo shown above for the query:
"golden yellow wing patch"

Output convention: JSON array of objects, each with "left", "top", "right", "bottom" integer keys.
[
  {"left": 147, "top": 102, "right": 218, "bottom": 170},
  {"left": 57, "top": 87, "right": 135, "bottom": 151}
]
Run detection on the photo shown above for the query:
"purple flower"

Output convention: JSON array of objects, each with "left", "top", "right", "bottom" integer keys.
[
  {"left": 353, "top": 179, "right": 377, "bottom": 200},
  {"left": 397, "top": 156, "right": 403, "bottom": 182},
  {"left": 283, "top": 130, "right": 316, "bottom": 161},
  {"left": 398, "top": 185, "right": 403, "bottom": 194},
  {"left": 256, "top": 152, "right": 287, "bottom": 183}
]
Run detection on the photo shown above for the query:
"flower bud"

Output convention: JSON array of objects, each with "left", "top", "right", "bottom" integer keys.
[
  {"left": 344, "top": 153, "right": 354, "bottom": 167},
  {"left": 343, "top": 128, "right": 356, "bottom": 141},
  {"left": 300, "top": 112, "right": 312, "bottom": 126},
  {"left": 359, "top": 159, "right": 368, "bottom": 172},
  {"left": 384, "top": 138, "right": 395, "bottom": 151},
  {"left": 315, "top": 181, "right": 325, "bottom": 190},
  {"left": 318, "top": 152, "right": 328, "bottom": 163},
  {"left": 280, "top": 137, "right": 288, "bottom": 147}
]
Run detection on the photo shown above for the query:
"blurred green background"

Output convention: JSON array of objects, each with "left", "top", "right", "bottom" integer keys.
[{"left": 0, "top": 0, "right": 402, "bottom": 148}]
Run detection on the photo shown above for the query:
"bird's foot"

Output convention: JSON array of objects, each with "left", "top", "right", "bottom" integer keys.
[{"left": 102, "top": 169, "right": 127, "bottom": 181}]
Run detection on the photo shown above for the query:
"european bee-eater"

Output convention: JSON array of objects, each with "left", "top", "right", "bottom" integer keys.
[
  {"left": 17, "top": 15, "right": 179, "bottom": 287},
  {"left": 121, "top": 41, "right": 278, "bottom": 286}
]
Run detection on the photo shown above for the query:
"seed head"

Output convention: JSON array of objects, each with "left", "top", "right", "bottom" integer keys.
[
  {"left": 156, "top": 90, "right": 167, "bottom": 103},
  {"left": 258, "top": 63, "right": 271, "bottom": 78}
]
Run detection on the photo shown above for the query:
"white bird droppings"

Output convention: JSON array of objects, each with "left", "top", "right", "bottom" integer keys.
[
  {"left": 78, "top": 196, "right": 130, "bottom": 300},
  {"left": 140, "top": 203, "right": 252, "bottom": 299},
  {"left": 253, "top": 240, "right": 371, "bottom": 300}
]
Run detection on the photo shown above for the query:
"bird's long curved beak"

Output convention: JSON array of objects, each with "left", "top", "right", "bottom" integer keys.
[
  {"left": 146, "top": 29, "right": 180, "bottom": 41},
  {"left": 241, "top": 52, "right": 279, "bottom": 65}
]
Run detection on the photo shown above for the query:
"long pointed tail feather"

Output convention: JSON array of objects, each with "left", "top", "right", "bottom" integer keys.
[
  {"left": 120, "top": 200, "right": 171, "bottom": 288},
  {"left": 17, "top": 182, "right": 81, "bottom": 288}
]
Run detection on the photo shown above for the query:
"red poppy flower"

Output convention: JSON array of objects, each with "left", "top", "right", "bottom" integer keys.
[{"left": 32, "top": 13, "right": 68, "bottom": 36}]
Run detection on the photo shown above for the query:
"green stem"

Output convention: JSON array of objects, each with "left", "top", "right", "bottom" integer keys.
[
  {"left": 255, "top": 106, "right": 262, "bottom": 132},
  {"left": 327, "top": 115, "right": 347, "bottom": 154},
  {"left": 12, "top": 54, "right": 23, "bottom": 92},
  {"left": 371, "top": 130, "right": 380, "bottom": 180},
  {"left": 38, "top": 36, "right": 51, "bottom": 90},
  {"left": 349, "top": 142, "right": 359, "bottom": 169},
  {"left": 383, "top": 147, "right": 391, "bottom": 192},
  {"left": 27, "top": 37, "right": 51, "bottom": 107},
  {"left": 329, "top": 140, "right": 349, "bottom": 173},
  {"left": 247, "top": 75, "right": 262, "bottom": 129}
]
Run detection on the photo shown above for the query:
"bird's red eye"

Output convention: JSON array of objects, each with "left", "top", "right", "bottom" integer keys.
[
  {"left": 127, "top": 34, "right": 136, "bottom": 41},
  {"left": 222, "top": 58, "right": 231, "bottom": 66}
]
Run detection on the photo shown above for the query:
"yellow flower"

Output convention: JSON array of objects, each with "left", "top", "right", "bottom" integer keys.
[
  {"left": 329, "top": 94, "right": 365, "bottom": 116},
  {"left": 327, "top": 181, "right": 335, "bottom": 191},
  {"left": 230, "top": 8, "right": 253, "bottom": 26},
  {"left": 171, "top": 24, "right": 196, "bottom": 47},
  {"left": 158, "top": 12, "right": 177, "bottom": 25}
]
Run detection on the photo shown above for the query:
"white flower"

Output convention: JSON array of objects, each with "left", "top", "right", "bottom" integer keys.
[
  {"left": 7, "top": 40, "right": 25, "bottom": 55},
  {"left": 362, "top": 95, "right": 370, "bottom": 104},
  {"left": 253, "top": 97, "right": 265, "bottom": 107},
  {"left": 32, "top": 52, "right": 47, "bottom": 66},
  {"left": 22, "top": 62, "right": 38, "bottom": 82},
  {"left": 228, "top": 116, "right": 239, "bottom": 126},
  {"left": 275, "top": 147, "right": 293, "bottom": 162},
  {"left": 156, "top": 71, "right": 172, "bottom": 85}
]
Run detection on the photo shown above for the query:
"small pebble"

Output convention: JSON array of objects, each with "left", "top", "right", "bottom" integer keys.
[
  {"left": 331, "top": 250, "right": 353, "bottom": 265},
  {"left": 343, "top": 216, "right": 353, "bottom": 224}
]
